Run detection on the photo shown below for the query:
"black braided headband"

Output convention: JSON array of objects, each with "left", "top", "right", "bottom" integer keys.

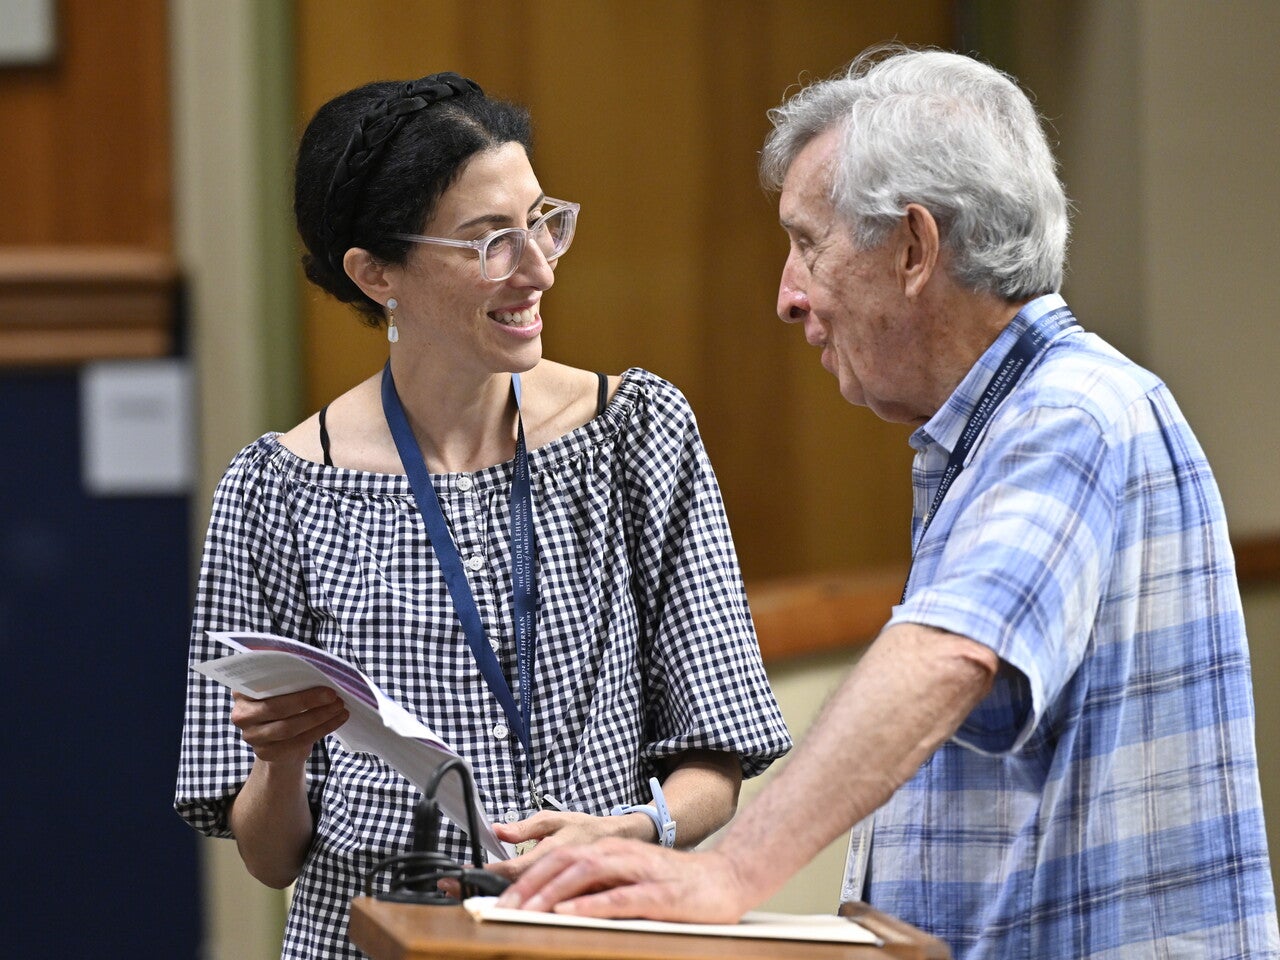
[{"left": 320, "top": 72, "right": 484, "bottom": 271}]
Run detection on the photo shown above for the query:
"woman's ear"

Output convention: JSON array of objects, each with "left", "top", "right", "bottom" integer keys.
[{"left": 343, "top": 248, "right": 395, "bottom": 304}]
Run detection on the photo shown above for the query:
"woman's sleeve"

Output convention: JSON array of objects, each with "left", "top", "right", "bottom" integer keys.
[
  {"left": 174, "top": 442, "right": 329, "bottom": 837},
  {"left": 621, "top": 378, "right": 792, "bottom": 778}
]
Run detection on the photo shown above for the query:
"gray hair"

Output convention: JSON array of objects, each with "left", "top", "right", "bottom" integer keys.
[{"left": 760, "top": 46, "right": 1069, "bottom": 300}]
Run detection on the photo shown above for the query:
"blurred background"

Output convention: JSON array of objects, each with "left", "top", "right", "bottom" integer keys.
[{"left": 1, "top": 1, "right": 1276, "bottom": 956}]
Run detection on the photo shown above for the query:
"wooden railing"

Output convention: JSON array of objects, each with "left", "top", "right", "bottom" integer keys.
[
  {"left": 1236, "top": 533, "right": 1280, "bottom": 588},
  {"left": 750, "top": 533, "right": 1280, "bottom": 664},
  {"left": 748, "top": 564, "right": 906, "bottom": 663},
  {"left": 0, "top": 246, "right": 179, "bottom": 365}
]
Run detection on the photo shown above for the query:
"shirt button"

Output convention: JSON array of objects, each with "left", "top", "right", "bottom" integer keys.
[
  {"left": 492, "top": 722, "right": 509, "bottom": 740},
  {"left": 503, "top": 810, "right": 520, "bottom": 824},
  {"left": 466, "top": 554, "right": 485, "bottom": 572},
  {"left": 457, "top": 475, "right": 473, "bottom": 492},
  {"left": 489, "top": 637, "right": 501, "bottom": 651}
]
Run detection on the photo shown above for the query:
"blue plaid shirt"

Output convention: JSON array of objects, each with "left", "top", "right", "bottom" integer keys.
[{"left": 845, "top": 295, "right": 1279, "bottom": 958}]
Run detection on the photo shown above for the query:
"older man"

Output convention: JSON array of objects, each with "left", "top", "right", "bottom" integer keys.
[{"left": 499, "top": 46, "right": 1279, "bottom": 958}]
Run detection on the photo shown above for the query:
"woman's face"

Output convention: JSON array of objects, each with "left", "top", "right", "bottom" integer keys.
[{"left": 386, "top": 141, "right": 558, "bottom": 377}]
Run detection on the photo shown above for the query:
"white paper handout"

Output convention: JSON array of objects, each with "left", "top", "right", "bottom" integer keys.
[
  {"left": 193, "top": 631, "right": 515, "bottom": 861},
  {"left": 462, "top": 897, "right": 883, "bottom": 945}
]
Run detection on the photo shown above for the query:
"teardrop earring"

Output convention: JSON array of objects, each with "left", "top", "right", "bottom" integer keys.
[{"left": 386, "top": 298, "right": 400, "bottom": 343}]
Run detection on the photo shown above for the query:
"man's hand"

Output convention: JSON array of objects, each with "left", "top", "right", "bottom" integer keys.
[{"left": 494, "top": 839, "right": 754, "bottom": 923}]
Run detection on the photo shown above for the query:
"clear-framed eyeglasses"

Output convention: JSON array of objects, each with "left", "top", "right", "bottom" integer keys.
[{"left": 391, "top": 198, "right": 579, "bottom": 282}]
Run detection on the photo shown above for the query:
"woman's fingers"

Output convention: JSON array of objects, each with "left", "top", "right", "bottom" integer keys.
[{"left": 231, "top": 688, "right": 347, "bottom": 762}]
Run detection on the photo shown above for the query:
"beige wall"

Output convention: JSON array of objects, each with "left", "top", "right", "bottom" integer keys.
[
  {"left": 170, "top": 1, "right": 293, "bottom": 955},
  {"left": 1006, "top": 0, "right": 1280, "bottom": 536},
  {"left": 731, "top": 649, "right": 862, "bottom": 913},
  {"left": 1248, "top": 585, "right": 1280, "bottom": 889},
  {"left": 1132, "top": 1, "right": 1280, "bottom": 873},
  {"left": 1002, "top": 0, "right": 1280, "bottom": 888}
]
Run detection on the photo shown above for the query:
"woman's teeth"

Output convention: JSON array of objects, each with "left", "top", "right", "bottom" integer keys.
[{"left": 491, "top": 306, "right": 538, "bottom": 327}]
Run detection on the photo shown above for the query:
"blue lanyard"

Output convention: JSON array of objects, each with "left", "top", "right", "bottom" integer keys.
[
  {"left": 380, "top": 362, "right": 540, "bottom": 800},
  {"left": 902, "top": 305, "right": 1077, "bottom": 603}
]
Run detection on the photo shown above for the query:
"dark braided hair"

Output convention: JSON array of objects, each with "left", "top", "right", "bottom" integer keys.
[{"left": 294, "top": 72, "right": 533, "bottom": 325}]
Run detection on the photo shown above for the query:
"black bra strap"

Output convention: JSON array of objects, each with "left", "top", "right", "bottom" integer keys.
[
  {"left": 319, "top": 378, "right": 604, "bottom": 468},
  {"left": 318, "top": 405, "right": 333, "bottom": 467}
]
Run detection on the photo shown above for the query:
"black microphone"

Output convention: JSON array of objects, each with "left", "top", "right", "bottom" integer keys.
[
  {"left": 412, "top": 795, "right": 442, "bottom": 854},
  {"left": 363, "top": 759, "right": 511, "bottom": 904}
]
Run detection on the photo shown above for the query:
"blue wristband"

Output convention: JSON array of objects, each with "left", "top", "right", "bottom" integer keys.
[{"left": 610, "top": 776, "right": 677, "bottom": 848}]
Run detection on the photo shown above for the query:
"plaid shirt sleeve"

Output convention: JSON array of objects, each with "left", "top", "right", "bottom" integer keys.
[{"left": 897, "top": 395, "right": 1120, "bottom": 755}]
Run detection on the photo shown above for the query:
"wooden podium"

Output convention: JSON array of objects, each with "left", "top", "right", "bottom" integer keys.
[{"left": 349, "top": 897, "right": 951, "bottom": 959}]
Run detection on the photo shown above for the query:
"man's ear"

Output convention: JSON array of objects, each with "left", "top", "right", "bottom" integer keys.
[
  {"left": 897, "top": 203, "right": 940, "bottom": 299},
  {"left": 343, "top": 247, "right": 395, "bottom": 305}
]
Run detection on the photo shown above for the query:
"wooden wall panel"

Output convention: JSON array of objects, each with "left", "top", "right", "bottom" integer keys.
[
  {"left": 0, "top": 0, "right": 172, "bottom": 248},
  {"left": 0, "top": 0, "right": 176, "bottom": 364},
  {"left": 294, "top": 0, "right": 952, "bottom": 580},
  {"left": 0, "top": 246, "right": 177, "bottom": 362}
]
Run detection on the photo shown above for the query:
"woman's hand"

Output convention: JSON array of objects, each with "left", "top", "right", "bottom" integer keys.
[
  {"left": 487, "top": 810, "right": 657, "bottom": 879},
  {"left": 486, "top": 750, "right": 743, "bottom": 880},
  {"left": 231, "top": 687, "right": 348, "bottom": 767},
  {"left": 227, "top": 686, "right": 347, "bottom": 888}
]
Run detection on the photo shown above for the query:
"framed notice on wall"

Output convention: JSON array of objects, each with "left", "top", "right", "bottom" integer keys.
[{"left": 0, "top": 0, "right": 56, "bottom": 66}]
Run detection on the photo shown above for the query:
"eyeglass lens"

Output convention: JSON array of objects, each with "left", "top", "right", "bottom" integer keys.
[{"left": 483, "top": 206, "right": 575, "bottom": 280}]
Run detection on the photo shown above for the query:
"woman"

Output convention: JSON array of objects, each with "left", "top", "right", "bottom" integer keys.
[{"left": 175, "top": 72, "right": 790, "bottom": 960}]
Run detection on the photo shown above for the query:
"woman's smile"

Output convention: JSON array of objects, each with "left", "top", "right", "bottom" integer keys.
[{"left": 490, "top": 302, "right": 541, "bottom": 328}]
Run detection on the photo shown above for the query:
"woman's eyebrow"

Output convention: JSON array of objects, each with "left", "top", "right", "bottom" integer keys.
[{"left": 454, "top": 194, "right": 547, "bottom": 232}]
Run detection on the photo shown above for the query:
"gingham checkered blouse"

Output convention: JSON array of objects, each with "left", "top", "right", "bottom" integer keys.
[{"left": 175, "top": 367, "right": 791, "bottom": 960}]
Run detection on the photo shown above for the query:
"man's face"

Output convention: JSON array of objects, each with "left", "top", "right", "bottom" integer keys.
[{"left": 776, "top": 128, "right": 927, "bottom": 424}]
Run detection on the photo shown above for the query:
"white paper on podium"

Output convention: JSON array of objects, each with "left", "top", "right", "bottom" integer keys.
[
  {"left": 462, "top": 897, "right": 883, "bottom": 945},
  {"left": 193, "top": 630, "right": 515, "bottom": 861}
]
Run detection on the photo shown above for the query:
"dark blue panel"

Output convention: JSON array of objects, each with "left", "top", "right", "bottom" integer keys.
[{"left": 0, "top": 369, "right": 200, "bottom": 956}]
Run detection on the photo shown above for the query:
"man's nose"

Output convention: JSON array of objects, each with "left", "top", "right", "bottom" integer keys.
[{"left": 777, "top": 275, "right": 810, "bottom": 323}]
